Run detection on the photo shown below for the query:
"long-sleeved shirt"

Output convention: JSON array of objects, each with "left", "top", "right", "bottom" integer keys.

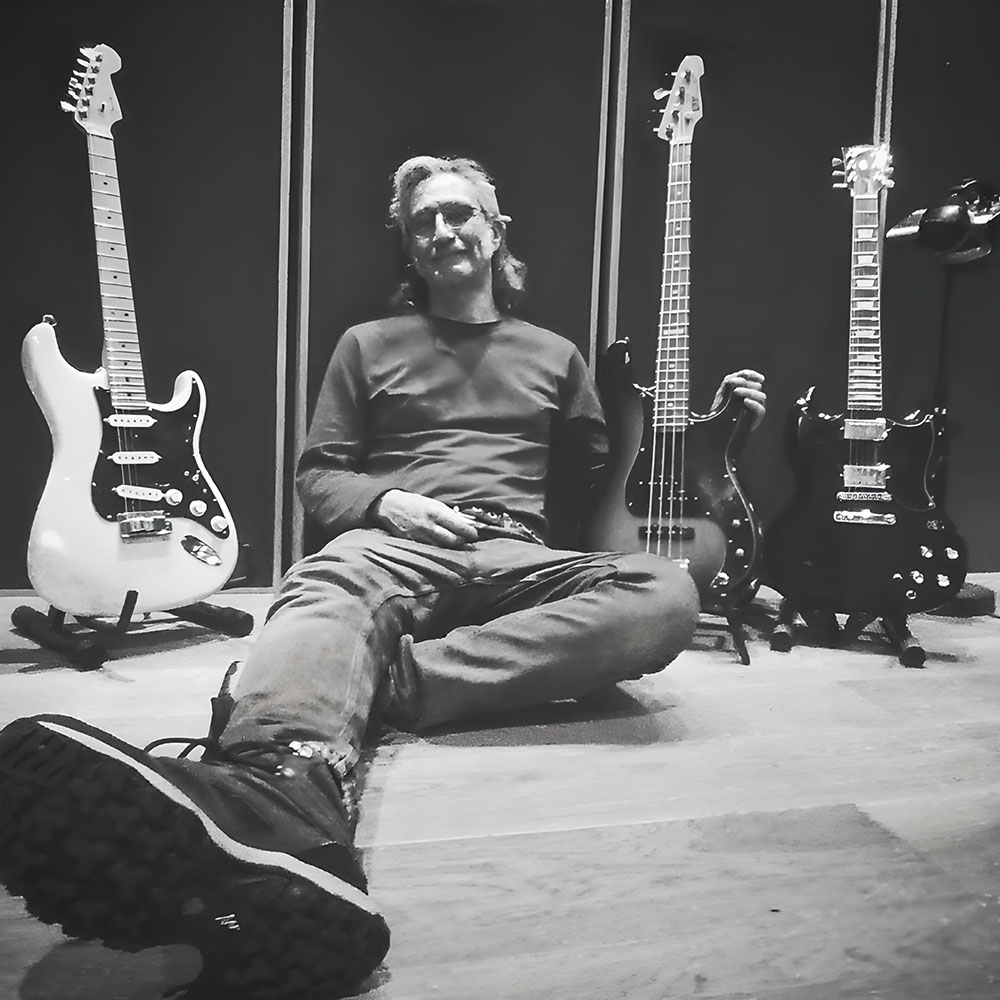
[{"left": 296, "top": 312, "right": 608, "bottom": 545}]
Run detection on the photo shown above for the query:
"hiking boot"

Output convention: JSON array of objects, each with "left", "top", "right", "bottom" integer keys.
[{"left": 0, "top": 714, "right": 389, "bottom": 999}]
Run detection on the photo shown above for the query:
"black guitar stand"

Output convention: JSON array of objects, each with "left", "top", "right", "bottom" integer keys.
[
  {"left": 769, "top": 599, "right": 926, "bottom": 668},
  {"left": 698, "top": 596, "right": 774, "bottom": 666},
  {"left": 11, "top": 546, "right": 257, "bottom": 670}
]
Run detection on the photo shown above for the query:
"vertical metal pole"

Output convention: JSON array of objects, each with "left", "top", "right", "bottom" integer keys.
[
  {"left": 588, "top": 0, "right": 616, "bottom": 372},
  {"left": 601, "top": 0, "right": 631, "bottom": 356},
  {"left": 273, "top": 0, "right": 295, "bottom": 590},
  {"left": 290, "top": 0, "right": 317, "bottom": 568}
]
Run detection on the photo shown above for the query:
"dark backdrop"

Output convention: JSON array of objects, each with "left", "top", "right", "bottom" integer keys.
[
  {"left": 616, "top": 0, "right": 1000, "bottom": 571},
  {"left": 4, "top": 0, "right": 1000, "bottom": 591},
  {"left": 2, "top": 0, "right": 283, "bottom": 589},
  {"left": 303, "top": 0, "right": 609, "bottom": 555}
]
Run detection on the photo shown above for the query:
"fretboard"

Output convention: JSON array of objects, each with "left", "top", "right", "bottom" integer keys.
[
  {"left": 847, "top": 193, "right": 883, "bottom": 413},
  {"left": 88, "top": 132, "right": 147, "bottom": 409},
  {"left": 654, "top": 142, "right": 692, "bottom": 431}
]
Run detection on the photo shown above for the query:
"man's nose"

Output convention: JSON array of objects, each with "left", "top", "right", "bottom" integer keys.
[{"left": 432, "top": 211, "right": 453, "bottom": 240}]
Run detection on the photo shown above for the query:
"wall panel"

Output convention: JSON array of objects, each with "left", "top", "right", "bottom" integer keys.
[{"left": 2, "top": 0, "right": 285, "bottom": 590}]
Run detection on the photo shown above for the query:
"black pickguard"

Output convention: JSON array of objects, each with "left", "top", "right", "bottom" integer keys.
[
  {"left": 92, "top": 384, "right": 229, "bottom": 538},
  {"left": 765, "top": 392, "right": 967, "bottom": 615}
]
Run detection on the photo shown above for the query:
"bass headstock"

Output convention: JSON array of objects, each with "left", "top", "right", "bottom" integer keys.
[{"left": 652, "top": 55, "right": 704, "bottom": 146}]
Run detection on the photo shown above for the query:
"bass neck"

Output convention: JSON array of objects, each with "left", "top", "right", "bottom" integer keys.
[{"left": 655, "top": 140, "right": 692, "bottom": 431}]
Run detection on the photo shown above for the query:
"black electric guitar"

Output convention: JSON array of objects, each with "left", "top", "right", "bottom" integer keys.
[
  {"left": 765, "top": 145, "right": 967, "bottom": 615},
  {"left": 20, "top": 44, "right": 239, "bottom": 616},
  {"left": 584, "top": 55, "right": 762, "bottom": 605}
]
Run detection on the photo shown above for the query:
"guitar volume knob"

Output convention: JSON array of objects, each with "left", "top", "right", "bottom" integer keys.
[
  {"left": 189, "top": 500, "right": 207, "bottom": 517},
  {"left": 164, "top": 489, "right": 183, "bottom": 506},
  {"left": 210, "top": 515, "right": 229, "bottom": 533}
]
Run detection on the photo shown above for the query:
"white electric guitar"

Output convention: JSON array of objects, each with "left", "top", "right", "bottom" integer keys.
[{"left": 22, "top": 44, "right": 238, "bottom": 616}]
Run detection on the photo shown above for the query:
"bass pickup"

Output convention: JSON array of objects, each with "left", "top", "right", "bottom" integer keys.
[
  {"left": 833, "top": 509, "right": 896, "bottom": 526},
  {"left": 639, "top": 523, "right": 696, "bottom": 541}
]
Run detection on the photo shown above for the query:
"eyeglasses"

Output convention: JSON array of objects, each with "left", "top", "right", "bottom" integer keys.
[{"left": 407, "top": 202, "right": 484, "bottom": 239}]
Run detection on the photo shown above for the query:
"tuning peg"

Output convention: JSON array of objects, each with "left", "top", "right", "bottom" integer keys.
[
  {"left": 653, "top": 86, "right": 669, "bottom": 100},
  {"left": 832, "top": 183, "right": 848, "bottom": 189},
  {"left": 832, "top": 156, "right": 845, "bottom": 168},
  {"left": 59, "top": 100, "right": 76, "bottom": 113}
]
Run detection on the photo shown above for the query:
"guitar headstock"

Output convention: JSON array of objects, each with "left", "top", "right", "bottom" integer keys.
[
  {"left": 652, "top": 55, "right": 704, "bottom": 145},
  {"left": 59, "top": 44, "right": 123, "bottom": 138},
  {"left": 832, "top": 144, "right": 894, "bottom": 197}
]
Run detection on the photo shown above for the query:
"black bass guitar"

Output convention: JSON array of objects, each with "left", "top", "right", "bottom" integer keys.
[
  {"left": 765, "top": 145, "right": 967, "bottom": 615},
  {"left": 584, "top": 55, "right": 762, "bottom": 605}
]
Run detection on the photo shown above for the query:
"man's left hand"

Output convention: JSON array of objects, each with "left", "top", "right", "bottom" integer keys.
[{"left": 712, "top": 369, "right": 766, "bottom": 430}]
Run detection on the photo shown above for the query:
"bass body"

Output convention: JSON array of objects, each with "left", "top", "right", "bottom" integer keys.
[
  {"left": 584, "top": 339, "right": 762, "bottom": 604},
  {"left": 765, "top": 389, "right": 966, "bottom": 615},
  {"left": 23, "top": 319, "right": 238, "bottom": 616}
]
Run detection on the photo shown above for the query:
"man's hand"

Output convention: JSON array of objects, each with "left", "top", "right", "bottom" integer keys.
[
  {"left": 371, "top": 490, "right": 480, "bottom": 547},
  {"left": 711, "top": 369, "right": 767, "bottom": 430}
]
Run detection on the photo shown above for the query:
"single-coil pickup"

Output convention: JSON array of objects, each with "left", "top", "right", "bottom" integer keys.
[
  {"left": 833, "top": 509, "right": 896, "bottom": 526},
  {"left": 105, "top": 413, "right": 156, "bottom": 428},
  {"left": 113, "top": 485, "right": 164, "bottom": 502},
  {"left": 108, "top": 450, "right": 160, "bottom": 465}
]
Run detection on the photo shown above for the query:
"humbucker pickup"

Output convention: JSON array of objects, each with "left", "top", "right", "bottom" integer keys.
[
  {"left": 842, "top": 464, "right": 888, "bottom": 488},
  {"left": 843, "top": 418, "right": 887, "bottom": 441}
]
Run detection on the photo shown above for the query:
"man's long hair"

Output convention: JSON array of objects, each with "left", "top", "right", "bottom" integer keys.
[{"left": 388, "top": 155, "right": 527, "bottom": 312}]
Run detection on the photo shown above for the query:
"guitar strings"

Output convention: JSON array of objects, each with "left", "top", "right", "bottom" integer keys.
[
  {"left": 648, "top": 138, "right": 690, "bottom": 562},
  {"left": 849, "top": 0, "right": 896, "bottom": 473}
]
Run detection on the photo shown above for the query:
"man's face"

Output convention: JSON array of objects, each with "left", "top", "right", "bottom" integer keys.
[{"left": 405, "top": 173, "right": 501, "bottom": 290}]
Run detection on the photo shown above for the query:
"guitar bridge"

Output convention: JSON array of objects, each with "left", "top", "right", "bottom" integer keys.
[
  {"left": 118, "top": 510, "right": 172, "bottom": 540},
  {"left": 640, "top": 523, "right": 696, "bottom": 541}
]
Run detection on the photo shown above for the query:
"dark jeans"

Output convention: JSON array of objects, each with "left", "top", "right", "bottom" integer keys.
[{"left": 223, "top": 529, "right": 699, "bottom": 776}]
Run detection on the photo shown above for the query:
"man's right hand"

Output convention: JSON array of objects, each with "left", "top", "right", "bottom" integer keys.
[{"left": 370, "top": 490, "right": 480, "bottom": 547}]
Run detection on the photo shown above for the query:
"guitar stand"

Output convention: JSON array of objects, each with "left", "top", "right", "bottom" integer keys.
[
  {"left": 769, "top": 599, "right": 926, "bottom": 668},
  {"left": 11, "top": 590, "right": 255, "bottom": 671},
  {"left": 699, "top": 600, "right": 771, "bottom": 666}
]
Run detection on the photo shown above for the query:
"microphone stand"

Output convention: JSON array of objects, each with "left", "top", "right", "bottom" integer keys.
[{"left": 926, "top": 259, "right": 996, "bottom": 616}]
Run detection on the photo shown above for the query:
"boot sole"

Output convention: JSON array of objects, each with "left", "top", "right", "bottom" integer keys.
[{"left": 0, "top": 716, "right": 389, "bottom": 998}]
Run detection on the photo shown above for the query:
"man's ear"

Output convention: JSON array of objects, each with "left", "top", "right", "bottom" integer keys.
[{"left": 488, "top": 219, "right": 506, "bottom": 254}]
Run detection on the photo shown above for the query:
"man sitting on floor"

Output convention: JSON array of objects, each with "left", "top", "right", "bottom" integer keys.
[{"left": 0, "top": 154, "right": 765, "bottom": 999}]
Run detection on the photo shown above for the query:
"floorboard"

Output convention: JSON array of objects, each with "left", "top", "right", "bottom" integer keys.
[{"left": 1, "top": 582, "right": 999, "bottom": 999}]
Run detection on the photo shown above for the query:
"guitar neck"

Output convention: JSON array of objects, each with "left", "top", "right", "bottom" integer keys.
[
  {"left": 847, "top": 192, "right": 883, "bottom": 414},
  {"left": 88, "top": 132, "right": 147, "bottom": 409},
  {"left": 655, "top": 141, "right": 692, "bottom": 430}
]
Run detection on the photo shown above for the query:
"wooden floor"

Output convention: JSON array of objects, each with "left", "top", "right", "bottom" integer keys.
[{"left": 2, "top": 582, "right": 1000, "bottom": 1000}]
